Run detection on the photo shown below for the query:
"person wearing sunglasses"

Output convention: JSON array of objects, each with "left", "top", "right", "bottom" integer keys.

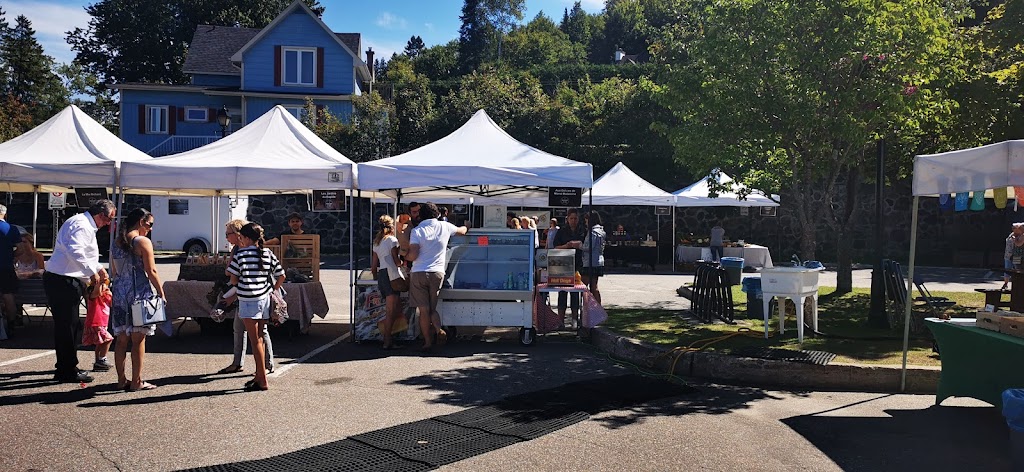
[{"left": 109, "top": 208, "right": 164, "bottom": 392}]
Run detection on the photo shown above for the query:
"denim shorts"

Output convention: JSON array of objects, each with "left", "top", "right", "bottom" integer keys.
[{"left": 238, "top": 295, "right": 270, "bottom": 320}]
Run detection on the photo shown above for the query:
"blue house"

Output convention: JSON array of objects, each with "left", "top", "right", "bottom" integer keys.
[{"left": 112, "top": 1, "right": 373, "bottom": 156}]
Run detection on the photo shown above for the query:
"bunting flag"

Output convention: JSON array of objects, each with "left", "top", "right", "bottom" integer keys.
[
  {"left": 938, "top": 193, "right": 953, "bottom": 211},
  {"left": 954, "top": 192, "right": 969, "bottom": 211},
  {"left": 970, "top": 190, "right": 986, "bottom": 211},
  {"left": 994, "top": 187, "right": 1008, "bottom": 209}
]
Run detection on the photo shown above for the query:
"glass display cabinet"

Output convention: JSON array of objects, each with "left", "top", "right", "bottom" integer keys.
[{"left": 439, "top": 228, "right": 537, "bottom": 345}]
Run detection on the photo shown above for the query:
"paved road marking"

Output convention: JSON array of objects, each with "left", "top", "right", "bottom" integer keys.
[
  {"left": 268, "top": 331, "right": 351, "bottom": 378},
  {"left": 0, "top": 350, "right": 55, "bottom": 368}
]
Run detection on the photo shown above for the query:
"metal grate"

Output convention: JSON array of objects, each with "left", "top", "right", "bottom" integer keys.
[{"left": 732, "top": 347, "right": 837, "bottom": 365}]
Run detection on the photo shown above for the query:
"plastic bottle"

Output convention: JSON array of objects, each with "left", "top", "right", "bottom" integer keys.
[{"left": 506, "top": 272, "right": 515, "bottom": 290}]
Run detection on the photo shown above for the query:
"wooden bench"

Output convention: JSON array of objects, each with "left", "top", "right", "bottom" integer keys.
[{"left": 975, "top": 288, "right": 1011, "bottom": 308}]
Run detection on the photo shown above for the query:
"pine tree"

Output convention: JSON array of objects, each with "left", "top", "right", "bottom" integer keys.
[
  {"left": 1, "top": 15, "right": 68, "bottom": 124},
  {"left": 458, "top": 0, "right": 491, "bottom": 73},
  {"left": 404, "top": 35, "right": 426, "bottom": 58},
  {"left": 0, "top": 8, "right": 11, "bottom": 93}
]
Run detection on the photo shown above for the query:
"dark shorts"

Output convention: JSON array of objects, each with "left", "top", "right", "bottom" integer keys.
[
  {"left": 377, "top": 269, "right": 396, "bottom": 297},
  {"left": 0, "top": 266, "right": 18, "bottom": 294},
  {"left": 581, "top": 266, "right": 604, "bottom": 278}
]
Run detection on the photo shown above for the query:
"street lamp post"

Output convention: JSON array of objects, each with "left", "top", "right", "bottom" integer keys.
[{"left": 216, "top": 106, "right": 230, "bottom": 138}]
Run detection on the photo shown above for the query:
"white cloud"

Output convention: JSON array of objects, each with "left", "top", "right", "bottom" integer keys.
[
  {"left": 375, "top": 12, "right": 408, "bottom": 30},
  {"left": 3, "top": 1, "right": 91, "bottom": 65},
  {"left": 362, "top": 37, "right": 407, "bottom": 65},
  {"left": 424, "top": 22, "right": 434, "bottom": 32}
]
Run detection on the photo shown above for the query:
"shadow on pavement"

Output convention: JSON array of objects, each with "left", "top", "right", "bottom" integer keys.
[{"left": 783, "top": 403, "right": 1011, "bottom": 471}]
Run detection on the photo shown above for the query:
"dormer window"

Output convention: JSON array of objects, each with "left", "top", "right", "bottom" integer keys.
[{"left": 282, "top": 47, "right": 317, "bottom": 86}]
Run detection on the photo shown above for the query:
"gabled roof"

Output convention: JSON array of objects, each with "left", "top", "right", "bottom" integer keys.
[
  {"left": 183, "top": 25, "right": 260, "bottom": 75},
  {"left": 335, "top": 33, "right": 360, "bottom": 58},
  {"left": 228, "top": 0, "right": 370, "bottom": 82}
]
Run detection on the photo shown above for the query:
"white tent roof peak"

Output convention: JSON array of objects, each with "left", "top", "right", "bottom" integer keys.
[
  {"left": 0, "top": 105, "right": 153, "bottom": 190},
  {"left": 584, "top": 162, "right": 676, "bottom": 205},
  {"left": 358, "top": 109, "right": 592, "bottom": 193},
  {"left": 119, "top": 105, "right": 355, "bottom": 194},
  {"left": 673, "top": 168, "right": 779, "bottom": 207}
]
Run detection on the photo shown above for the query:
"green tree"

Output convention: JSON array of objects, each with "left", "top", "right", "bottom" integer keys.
[
  {"left": 502, "top": 12, "right": 584, "bottom": 69},
  {"left": 57, "top": 62, "right": 119, "bottom": 132},
  {"left": 559, "top": 2, "right": 593, "bottom": 47},
  {"left": 1, "top": 15, "right": 68, "bottom": 124},
  {"left": 413, "top": 40, "right": 459, "bottom": 83},
  {"left": 384, "top": 58, "right": 436, "bottom": 153},
  {"left": 0, "top": 94, "right": 33, "bottom": 141},
  {"left": 457, "top": 0, "right": 525, "bottom": 72},
  {"left": 437, "top": 68, "right": 550, "bottom": 145},
  {"left": 658, "top": 0, "right": 966, "bottom": 294},
  {"left": 404, "top": 35, "right": 426, "bottom": 58},
  {"left": 347, "top": 91, "right": 397, "bottom": 161},
  {"left": 67, "top": 0, "right": 324, "bottom": 84}
]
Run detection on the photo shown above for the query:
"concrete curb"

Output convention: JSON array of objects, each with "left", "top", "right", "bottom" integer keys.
[{"left": 586, "top": 327, "right": 940, "bottom": 394}]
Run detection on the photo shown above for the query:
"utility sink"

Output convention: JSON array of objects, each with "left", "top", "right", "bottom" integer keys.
[{"left": 761, "top": 266, "right": 820, "bottom": 294}]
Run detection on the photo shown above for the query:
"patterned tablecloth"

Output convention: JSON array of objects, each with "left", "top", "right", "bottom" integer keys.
[
  {"left": 675, "top": 244, "right": 774, "bottom": 268},
  {"left": 164, "top": 281, "right": 329, "bottom": 331}
]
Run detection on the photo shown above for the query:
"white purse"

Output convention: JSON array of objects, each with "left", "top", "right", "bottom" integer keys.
[{"left": 131, "top": 296, "right": 167, "bottom": 326}]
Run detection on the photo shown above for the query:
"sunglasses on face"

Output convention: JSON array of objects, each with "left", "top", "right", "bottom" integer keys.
[
  {"left": 225, "top": 231, "right": 236, "bottom": 236},
  {"left": 143, "top": 221, "right": 155, "bottom": 228}
]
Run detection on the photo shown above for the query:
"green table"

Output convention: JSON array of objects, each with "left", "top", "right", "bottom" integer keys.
[{"left": 927, "top": 318, "right": 1024, "bottom": 408}]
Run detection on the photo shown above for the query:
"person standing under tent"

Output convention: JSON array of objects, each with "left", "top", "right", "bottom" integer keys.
[
  {"left": 520, "top": 216, "right": 539, "bottom": 248},
  {"left": 406, "top": 202, "right": 468, "bottom": 352},
  {"left": 580, "top": 211, "right": 607, "bottom": 305},
  {"left": 545, "top": 218, "right": 560, "bottom": 249},
  {"left": 709, "top": 222, "right": 726, "bottom": 263},
  {"left": 553, "top": 209, "right": 587, "bottom": 322},
  {"left": 44, "top": 199, "right": 115, "bottom": 383},
  {"left": 265, "top": 212, "right": 312, "bottom": 247},
  {"left": 0, "top": 205, "right": 24, "bottom": 336},
  {"left": 371, "top": 215, "right": 403, "bottom": 350},
  {"left": 1003, "top": 223, "right": 1024, "bottom": 290}
]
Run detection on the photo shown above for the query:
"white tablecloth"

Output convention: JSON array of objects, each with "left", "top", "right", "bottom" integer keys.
[{"left": 675, "top": 244, "right": 774, "bottom": 268}]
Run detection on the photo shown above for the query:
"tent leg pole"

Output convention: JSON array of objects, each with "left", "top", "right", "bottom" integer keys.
[
  {"left": 350, "top": 190, "right": 356, "bottom": 342},
  {"left": 32, "top": 186, "right": 39, "bottom": 244},
  {"left": 900, "top": 196, "right": 920, "bottom": 392},
  {"left": 672, "top": 206, "right": 676, "bottom": 272}
]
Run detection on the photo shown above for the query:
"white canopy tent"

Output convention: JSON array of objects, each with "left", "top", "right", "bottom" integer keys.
[
  {"left": 120, "top": 106, "right": 355, "bottom": 195},
  {"left": 0, "top": 104, "right": 155, "bottom": 236},
  {"left": 358, "top": 109, "right": 593, "bottom": 201},
  {"left": 901, "top": 139, "right": 1024, "bottom": 390},
  {"left": 673, "top": 169, "right": 780, "bottom": 207}
]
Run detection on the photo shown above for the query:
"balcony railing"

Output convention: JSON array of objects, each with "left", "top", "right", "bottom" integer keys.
[{"left": 146, "top": 135, "right": 222, "bottom": 156}]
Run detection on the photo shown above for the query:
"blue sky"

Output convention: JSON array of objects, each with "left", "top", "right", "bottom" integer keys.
[{"left": 2, "top": 0, "right": 603, "bottom": 69}]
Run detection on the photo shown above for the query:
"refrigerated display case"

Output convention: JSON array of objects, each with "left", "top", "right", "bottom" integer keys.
[{"left": 438, "top": 228, "right": 537, "bottom": 345}]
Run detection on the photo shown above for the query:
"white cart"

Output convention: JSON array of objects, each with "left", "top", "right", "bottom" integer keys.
[{"left": 438, "top": 228, "right": 537, "bottom": 345}]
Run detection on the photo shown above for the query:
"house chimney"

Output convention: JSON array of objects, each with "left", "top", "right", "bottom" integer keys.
[
  {"left": 366, "top": 47, "right": 375, "bottom": 83},
  {"left": 614, "top": 47, "right": 625, "bottom": 64}
]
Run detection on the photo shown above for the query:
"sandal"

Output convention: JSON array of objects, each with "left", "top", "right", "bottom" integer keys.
[
  {"left": 128, "top": 381, "right": 157, "bottom": 392},
  {"left": 243, "top": 381, "right": 268, "bottom": 392},
  {"left": 217, "top": 365, "right": 243, "bottom": 374}
]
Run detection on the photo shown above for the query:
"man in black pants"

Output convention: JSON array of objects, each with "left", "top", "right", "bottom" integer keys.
[
  {"left": 44, "top": 200, "right": 115, "bottom": 383},
  {"left": 553, "top": 208, "right": 587, "bottom": 322}
]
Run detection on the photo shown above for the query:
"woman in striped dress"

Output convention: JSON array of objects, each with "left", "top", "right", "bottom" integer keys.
[{"left": 227, "top": 223, "right": 285, "bottom": 392}]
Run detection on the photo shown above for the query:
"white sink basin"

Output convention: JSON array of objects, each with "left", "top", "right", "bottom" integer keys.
[{"left": 761, "top": 267, "right": 820, "bottom": 294}]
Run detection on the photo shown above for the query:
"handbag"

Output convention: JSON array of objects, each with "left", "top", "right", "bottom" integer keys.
[
  {"left": 267, "top": 267, "right": 289, "bottom": 325},
  {"left": 390, "top": 266, "right": 410, "bottom": 292},
  {"left": 131, "top": 296, "right": 167, "bottom": 326}
]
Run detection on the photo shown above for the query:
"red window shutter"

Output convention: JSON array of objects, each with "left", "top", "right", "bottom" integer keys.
[
  {"left": 317, "top": 47, "right": 324, "bottom": 88},
  {"left": 274, "top": 46, "right": 282, "bottom": 86},
  {"left": 168, "top": 106, "right": 177, "bottom": 135},
  {"left": 208, "top": 108, "right": 216, "bottom": 123},
  {"left": 138, "top": 105, "right": 146, "bottom": 134},
  {"left": 177, "top": 107, "right": 184, "bottom": 121}
]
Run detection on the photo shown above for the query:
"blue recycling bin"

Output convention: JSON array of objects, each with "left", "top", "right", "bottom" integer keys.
[
  {"left": 720, "top": 257, "right": 745, "bottom": 286},
  {"left": 1004, "top": 389, "right": 1024, "bottom": 469},
  {"left": 741, "top": 277, "right": 763, "bottom": 318}
]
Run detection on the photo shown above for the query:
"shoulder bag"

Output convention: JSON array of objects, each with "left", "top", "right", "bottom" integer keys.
[
  {"left": 130, "top": 242, "right": 166, "bottom": 326},
  {"left": 266, "top": 252, "right": 289, "bottom": 325},
  {"left": 390, "top": 265, "right": 410, "bottom": 292}
]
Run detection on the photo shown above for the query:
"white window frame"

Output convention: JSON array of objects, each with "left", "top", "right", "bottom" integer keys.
[
  {"left": 281, "top": 47, "right": 317, "bottom": 87},
  {"left": 183, "top": 106, "right": 208, "bottom": 123},
  {"left": 146, "top": 105, "right": 168, "bottom": 134}
]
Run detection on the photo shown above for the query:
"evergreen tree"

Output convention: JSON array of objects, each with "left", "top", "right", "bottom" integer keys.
[
  {"left": 404, "top": 35, "right": 426, "bottom": 58},
  {"left": 1, "top": 15, "right": 68, "bottom": 124},
  {"left": 458, "top": 0, "right": 491, "bottom": 73},
  {"left": 0, "top": 8, "right": 10, "bottom": 93}
]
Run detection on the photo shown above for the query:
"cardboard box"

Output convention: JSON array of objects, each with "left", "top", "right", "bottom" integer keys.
[{"left": 977, "top": 310, "right": 1002, "bottom": 331}]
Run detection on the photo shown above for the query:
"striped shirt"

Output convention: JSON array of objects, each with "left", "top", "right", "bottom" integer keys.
[{"left": 227, "top": 246, "right": 284, "bottom": 298}]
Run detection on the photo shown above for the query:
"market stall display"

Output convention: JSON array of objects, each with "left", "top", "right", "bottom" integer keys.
[
  {"left": 353, "top": 271, "right": 419, "bottom": 342},
  {"left": 164, "top": 280, "right": 329, "bottom": 333},
  {"left": 438, "top": 228, "right": 537, "bottom": 345},
  {"left": 675, "top": 244, "right": 774, "bottom": 268},
  {"left": 281, "top": 234, "right": 320, "bottom": 282},
  {"left": 926, "top": 317, "right": 1024, "bottom": 408}
]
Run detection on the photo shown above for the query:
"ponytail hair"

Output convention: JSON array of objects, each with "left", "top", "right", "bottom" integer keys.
[
  {"left": 374, "top": 214, "right": 395, "bottom": 246},
  {"left": 239, "top": 222, "right": 266, "bottom": 271},
  {"left": 118, "top": 208, "right": 151, "bottom": 251}
]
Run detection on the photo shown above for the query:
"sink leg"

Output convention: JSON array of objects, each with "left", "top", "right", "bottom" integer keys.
[
  {"left": 795, "top": 295, "right": 804, "bottom": 344},
  {"left": 778, "top": 297, "right": 786, "bottom": 334},
  {"left": 762, "top": 296, "right": 771, "bottom": 339}
]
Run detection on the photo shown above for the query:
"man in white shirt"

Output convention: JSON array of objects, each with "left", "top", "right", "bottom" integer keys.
[
  {"left": 406, "top": 202, "right": 468, "bottom": 352},
  {"left": 44, "top": 200, "right": 115, "bottom": 383}
]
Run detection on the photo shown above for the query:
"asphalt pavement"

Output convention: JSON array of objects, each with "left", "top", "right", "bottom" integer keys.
[{"left": 0, "top": 260, "right": 1012, "bottom": 471}]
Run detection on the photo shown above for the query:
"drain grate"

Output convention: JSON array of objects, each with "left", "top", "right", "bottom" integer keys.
[
  {"left": 180, "top": 374, "right": 693, "bottom": 471},
  {"left": 731, "top": 346, "right": 837, "bottom": 365}
]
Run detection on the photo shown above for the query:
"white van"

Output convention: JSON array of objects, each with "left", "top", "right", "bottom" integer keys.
[{"left": 149, "top": 196, "right": 249, "bottom": 254}]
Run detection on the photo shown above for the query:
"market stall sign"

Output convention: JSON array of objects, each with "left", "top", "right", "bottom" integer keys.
[
  {"left": 655, "top": 206, "right": 671, "bottom": 216},
  {"left": 313, "top": 190, "right": 346, "bottom": 212},
  {"left": 48, "top": 192, "right": 66, "bottom": 210},
  {"left": 75, "top": 188, "right": 109, "bottom": 209},
  {"left": 548, "top": 187, "right": 582, "bottom": 207}
]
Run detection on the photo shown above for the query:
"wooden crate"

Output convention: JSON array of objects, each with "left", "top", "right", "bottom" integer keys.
[
  {"left": 1000, "top": 315, "right": 1024, "bottom": 338},
  {"left": 281, "top": 234, "right": 320, "bottom": 282},
  {"left": 976, "top": 310, "right": 1003, "bottom": 332}
]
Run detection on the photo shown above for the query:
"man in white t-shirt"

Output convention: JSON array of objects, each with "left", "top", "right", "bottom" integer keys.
[{"left": 406, "top": 202, "right": 468, "bottom": 352}]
